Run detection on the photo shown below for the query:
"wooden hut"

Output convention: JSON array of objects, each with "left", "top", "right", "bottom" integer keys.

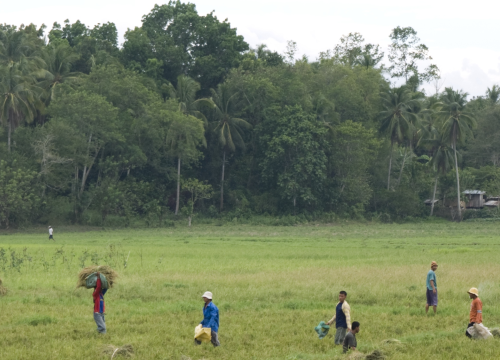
[{"left": 463, "top": 190, "right": 486, "bottom": 208}]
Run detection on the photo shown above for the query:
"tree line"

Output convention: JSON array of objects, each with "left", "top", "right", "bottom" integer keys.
[{"left": 1, "top": 1, "right": 499, "bottom": 228}]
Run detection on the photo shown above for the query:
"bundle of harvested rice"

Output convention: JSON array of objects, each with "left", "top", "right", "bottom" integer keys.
[
  {"left": 491, "top": 328, "right": 500, "bottom": 338},
  {"left": 365, "top": 350, "right": 385, "bottom": 360},
  {"left": 0, "top": 278, "right": 7, "bottom": 296},
  {"left": 346, "top": 352, "right": 367, "bottom": 360},
  {"left": 77, "top": 265, "right": 118, "bottom": 289},
  {"left": 101, "top": 344, "right": 134, "bottom": 359}
]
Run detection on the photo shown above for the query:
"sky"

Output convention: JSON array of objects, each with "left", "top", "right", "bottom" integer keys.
[{"left": 3, "top": 0, "right": 500, "bottom": 96}]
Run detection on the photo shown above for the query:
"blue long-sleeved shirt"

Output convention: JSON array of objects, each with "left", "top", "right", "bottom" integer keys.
[{"left": 200, "top": 301, "right": 219, "bottom": 333}]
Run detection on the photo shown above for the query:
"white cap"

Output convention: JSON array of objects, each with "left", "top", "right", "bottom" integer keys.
[{"left": 202, "top": 291, "right": 213, "bottom": 299}]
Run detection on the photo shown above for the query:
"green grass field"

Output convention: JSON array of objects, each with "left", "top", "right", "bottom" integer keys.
[{"left": 1, "top": 222, "right": 500, "bottom": 360}]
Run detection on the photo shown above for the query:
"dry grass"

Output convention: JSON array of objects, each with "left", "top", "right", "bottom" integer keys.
[
  {"left": 0, "top": 278, "right": 7, "bottom": 296},
  {"left": 491, "top": 328, "right": 500, "bottom": 338},
  {"left": 101, "top": 344, "right": 134, "bottom": 359},
  {"left": 77, "top": 265, "right": 118, "bottom": 289},
  {"left": 2, "top": 223, "right": 500, "bottom": 359}
]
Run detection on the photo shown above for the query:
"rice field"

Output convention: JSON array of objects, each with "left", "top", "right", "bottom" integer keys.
[{"left": 1, "top": 221, "right": 500, "bottom": 359}]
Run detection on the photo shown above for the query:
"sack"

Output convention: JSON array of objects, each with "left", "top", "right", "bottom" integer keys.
[
  {"left": 314, "top": 321, "right": 330, "bottom": 339},
  {"left": 467, "top": 323, "right": 493, "bottom": 340},
  {"left": 85, "top": 273, "right": 109, "bottom": 289},
  {"left": 194, "top": 324, "right": 212, "bottom": 342}
]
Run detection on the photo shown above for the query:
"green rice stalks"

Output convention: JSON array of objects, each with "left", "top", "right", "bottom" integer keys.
[
  {"left": 101, "top": 344, "right": 134, "bottom": 359},
  {"left": 381, "top": 338, "right": 401, "bottom": 345}
]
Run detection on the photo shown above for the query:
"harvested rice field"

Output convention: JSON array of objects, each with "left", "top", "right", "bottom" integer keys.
[{"left": 1, "top": 221, "right": 500, "bottom": 360}]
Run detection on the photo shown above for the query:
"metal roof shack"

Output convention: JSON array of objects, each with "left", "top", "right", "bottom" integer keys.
[
  {"left": 463, "top": 190, "right": 486, "bottom": 208},
  {"left": 484, "top": 200, "right": 500, "bottom": 208}
]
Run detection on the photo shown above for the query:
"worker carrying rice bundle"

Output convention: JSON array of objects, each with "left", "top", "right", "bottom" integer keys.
[
  {"left": 194, "top": 291, "right": 220, "bottom": 347},
  {"left": 77, "top": 265, "right": 117, "bottom": 334},
  {"left": 465, "top": 287, "right": 492, "bottom": 339}
]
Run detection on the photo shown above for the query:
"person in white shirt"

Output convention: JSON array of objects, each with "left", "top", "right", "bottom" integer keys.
[{"left": 48, "top": 226, "right": 54, "bottom": 241}]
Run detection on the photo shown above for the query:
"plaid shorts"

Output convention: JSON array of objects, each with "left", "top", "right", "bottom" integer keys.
[{"left": 426, "top": 289, "right": 438, "bottom": 306}]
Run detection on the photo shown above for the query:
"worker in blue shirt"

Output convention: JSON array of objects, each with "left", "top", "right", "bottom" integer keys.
[{"left": 195, "top": 291, "right": 220, "bottom": 347}]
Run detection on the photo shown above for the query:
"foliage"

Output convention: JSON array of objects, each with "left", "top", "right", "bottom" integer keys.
[
  {"left": 0, "top": 8, "right": 497, "bottom": 226},
  {"left": 0, "top": 160, "right": 39, "bottom": 228}
]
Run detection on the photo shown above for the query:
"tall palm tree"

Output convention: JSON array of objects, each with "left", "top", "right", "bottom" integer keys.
[
  {"left": 438, "top": 87, "right": 476, "bottom": 220},
  {"left": 210, "top": 84, "right": 252, "bottom": 211},
  {"left": 167, "top": 75, "right": 213, "bottom": 125},
  {"left": 486, "top": 84, "right": 500, "bottom": 105},
  {"left": 39, "top": 43, "right": 80, "bottom": 105},
  {"left": 379, "top": 86, "right": 419, "bottom": 190},
  {"left": 0, "top": 62, "right": 38, "bottom": 151},
  {"left": 165, "top": 113, "right": 206, "bottom": 215},
  {"left": 426, "top": 135, "right": 454, "bottom": 216}
]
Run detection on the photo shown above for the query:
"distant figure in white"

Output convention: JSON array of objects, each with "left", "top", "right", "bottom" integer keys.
[{"left": 48, "top": 226, "right": 54, "bottom": 241}]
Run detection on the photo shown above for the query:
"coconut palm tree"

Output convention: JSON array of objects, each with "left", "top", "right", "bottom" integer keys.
[
  {"left": 167, "top": 75, "right": 214, "bottom": 125},
  {"left": 379, "top": 86, "right": 419, "bottom": 190},
  {"left": 438, "top": 87, "right": 476, "bottom": 220},
  {"left": 165, "top": 113, "right": 206, "bottom": 215},
  {"left": 0, "top": 62, "right": 38, "bottom": 152},
  {"left": 210, "top": 84, "right": 252, "bottom": 211},
  {"left": 486, "top": 84, "right": 500, "bottom": 105},
  {"left": 39, "top": 43, "right": 80, "bottom": 104},
  {"left": 426, "top": 135, "right": 454, "bottom": 216}
]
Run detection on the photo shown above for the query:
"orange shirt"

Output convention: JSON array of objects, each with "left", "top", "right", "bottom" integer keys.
[{"left": 469, "top": 297, "right": 483, "bottom": 323}]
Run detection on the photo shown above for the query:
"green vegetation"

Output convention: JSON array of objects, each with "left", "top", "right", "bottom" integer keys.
[
  {"left": 1, "top": 2, "right": 500, "bottom": 229},
  {"left": 1, "top": 223, "right": 500, "bottom": 359}
]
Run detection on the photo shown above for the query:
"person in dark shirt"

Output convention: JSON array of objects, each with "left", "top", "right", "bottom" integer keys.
[
  {"left": 326, "top": 290, "right": 351, "bottom": 345},
  {"left": 343, "top": 321, "right": 360, "bottom": 353},
  {"left": 93, "top": 272, "right": 107, "bottom": 334}
]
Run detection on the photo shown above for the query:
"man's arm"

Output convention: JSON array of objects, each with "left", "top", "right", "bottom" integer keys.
[
  {"left": 327, "top": 314, "right": 336, "bottom": 326},
  {"left": 343, "top": 304, "right": 351, "bottom": 330},
  {"left": 206, "top": 305, "right": 217, "bottom": 329},
  {"left": 430, "top": 279, "right": 436, "bottom": 293},
  {"left": 93, "top": 274, "right": 102, "bottom": 301}
]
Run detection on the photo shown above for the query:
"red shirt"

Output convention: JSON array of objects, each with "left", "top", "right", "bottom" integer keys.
[
  {"left": 470, "top": 297, "right": 482, "bottom": 323},
  {"left": 92, "top": 277, "right": 105, "bottom": 313}
]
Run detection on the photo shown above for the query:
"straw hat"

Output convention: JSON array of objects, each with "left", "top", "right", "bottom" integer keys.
[
  {"left": 202, "top": 291, "right": 213, "bottom": 299},
  {"left": 468, "top": 287, "right": 479, "bottom": 296}
]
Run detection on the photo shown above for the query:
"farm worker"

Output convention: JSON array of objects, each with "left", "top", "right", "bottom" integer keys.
[
  {"left": 48, "top": 226, "right": 54, "bottom": 241},
  {"left": 465, "top": 287, "right": 482, "bottom": 338},
  {"left": 93, "top": 272, "right": 107, "bottom": 334},
  {"left": 425, "top": 261, "right": 438, "bottom": 314},
  {"left": 343, "top": 321, "right": 360, "bottom": 353},
  {"left": 195, "top": 291, "right": 220, "bottom": 347},
  {"left": 326, "top": 290, "right": 351, "bottom": 345}
]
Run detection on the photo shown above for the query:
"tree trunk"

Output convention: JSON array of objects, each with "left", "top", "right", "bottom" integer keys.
[
  {"left": 7, "top": 120, "right": 11, "bottom": 153},
  {"left": 387, "top": 141, "right": 394, "bottom": 190},
  {"left": 453, "top": 136, "right": 462, "bottom": 221},
  {"left": 397, "top": 146, "right": 407, "bottom": 187},
  {"left": 430, "top": 174, "right": 438, "bottom": 216},
  {"left": 220, "top": 150, "right": 226, "bottom": 212},
  {"left": 80, "top": 133, "right": 93, "bottom": 194},
  {"left": 188, "top": 215, "right": 192, "bottom": 227},
  {"left": 175, "top": 157, "right": 181, "bottom": 215}
]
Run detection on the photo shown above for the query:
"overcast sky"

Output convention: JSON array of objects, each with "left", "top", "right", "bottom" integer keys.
[{"left": 3, "top": 0, "right": 499, "bottom": 96}]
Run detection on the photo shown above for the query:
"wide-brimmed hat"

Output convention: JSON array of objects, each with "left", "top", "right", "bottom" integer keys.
[
  {"left": 468, "top": 287, "right": 479, "bottom": 296},
  {"left": 431, "top": 261, "right": 438, "bottom": 267},
  {"left": 202, "top": 291, "right": 213, "bottom": 299}
]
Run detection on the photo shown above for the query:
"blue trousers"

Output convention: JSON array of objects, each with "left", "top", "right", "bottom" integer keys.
[{"left": 94, "top": 312, "right": 106, "bottom": 334}]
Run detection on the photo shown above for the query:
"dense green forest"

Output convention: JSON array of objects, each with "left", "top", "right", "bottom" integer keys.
[{"left": 1, "top": 1, "right": 500, "bottom": 228}]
